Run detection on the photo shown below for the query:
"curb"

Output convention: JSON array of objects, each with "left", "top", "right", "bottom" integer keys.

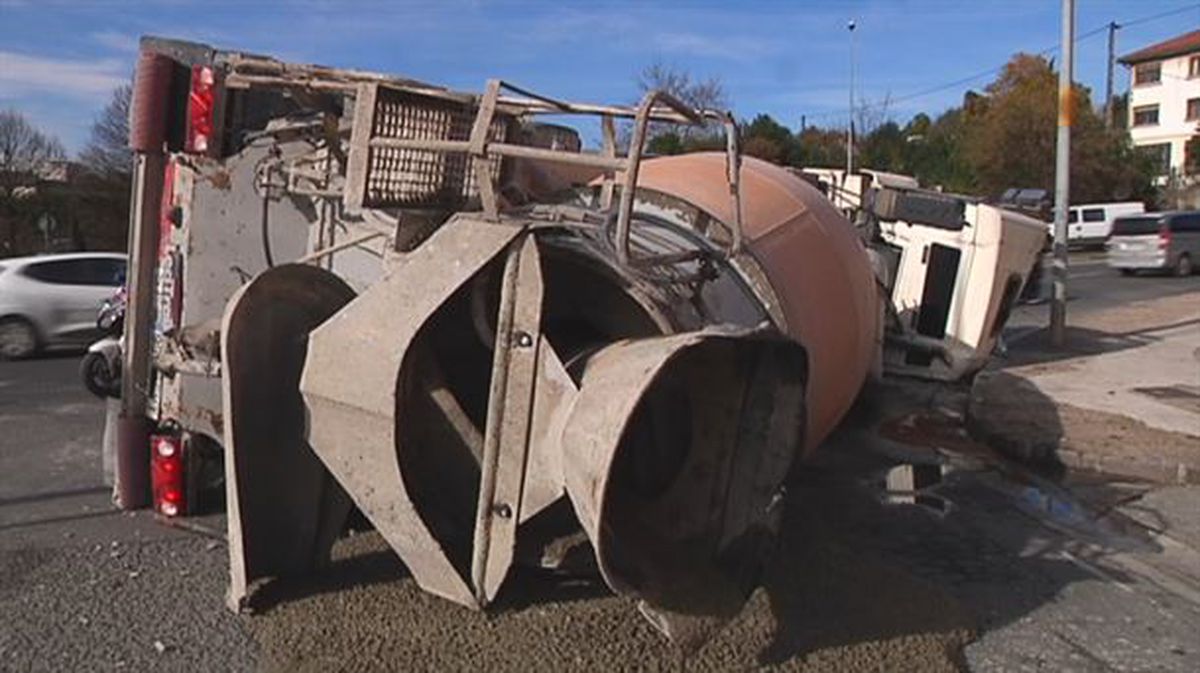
[{"left": 967, "top": 370, "right": 1200, "bottom": 486}]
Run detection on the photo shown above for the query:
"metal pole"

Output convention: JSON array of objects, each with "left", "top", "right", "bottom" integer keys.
[
  {"left": 1051, "top": 0, "right": 1074, "bottom": 348},
  {"left": 847, "top": 19, "right": 856, "bottom": 175},
  {"left": 1104, "top": 22, "right": 1119, "bottom": 128}
]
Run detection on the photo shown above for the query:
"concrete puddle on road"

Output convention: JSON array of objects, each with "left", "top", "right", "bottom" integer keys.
[{"left": 876, "top": 410, "right": 1158, "bottom": 553}]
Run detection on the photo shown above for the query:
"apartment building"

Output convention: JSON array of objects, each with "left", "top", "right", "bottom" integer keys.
[{"left": 1119, "top": 29, "right": 1200, "bottom": 179}]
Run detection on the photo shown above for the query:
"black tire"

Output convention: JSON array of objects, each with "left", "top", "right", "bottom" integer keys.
[
  {"left": 1118, "top": 268, "right": 1136, "bottom": 276},
  {"left": 80, "top": 352, "right": 118, "bottom": 398},
  {"left": 1174, "top": 254, "right": 1193, "bottom": 277},
  {"left": 0, "top": 317, "right": 39, "bottom": 360}
]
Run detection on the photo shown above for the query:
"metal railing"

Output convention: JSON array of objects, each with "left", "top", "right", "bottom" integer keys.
[{"left": 222, "top": 53, "right": 744, "bottom": 268}]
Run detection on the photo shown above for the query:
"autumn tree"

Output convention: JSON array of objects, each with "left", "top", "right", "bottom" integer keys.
[{"left": 963, "top": 53, "right": 1153, "bottom": 202}]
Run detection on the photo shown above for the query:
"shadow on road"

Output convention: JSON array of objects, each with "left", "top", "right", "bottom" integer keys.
[
  {"left": 246, "top": 545, "right": 409, "bottom": 614},
  {"left": 0, "top": 485, "right": 110, "bottom": 508},
  {"left": 1003, "top": 318, "right": 1200, "bottom": 368}
]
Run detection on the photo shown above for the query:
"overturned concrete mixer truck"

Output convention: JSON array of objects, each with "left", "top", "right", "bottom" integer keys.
[{"left": 113, "top": 36, "right": 1045, "bottom": 644}]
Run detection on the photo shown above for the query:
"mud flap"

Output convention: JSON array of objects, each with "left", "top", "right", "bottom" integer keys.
[
  {"left": 222, "top": 264, "right": 358, "bottom": 611},
  {"left": 561, "top": 330, "right": 807, "bottom": 649}
]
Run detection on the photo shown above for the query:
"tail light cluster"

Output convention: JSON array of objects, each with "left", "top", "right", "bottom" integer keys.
[
  {"left": 186, "top": 65, "right": 216, "bottom": 155},
  {"left": 150, "top": 434, "right": 186, "bottom": 517},
  {"left": 1159, "top": 228, "right": 1172, "bottom": 249}
]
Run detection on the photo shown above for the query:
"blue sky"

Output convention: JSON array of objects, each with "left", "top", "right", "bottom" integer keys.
[{"left": 1, "top": 0, "right": 1197, "bottom": 154}]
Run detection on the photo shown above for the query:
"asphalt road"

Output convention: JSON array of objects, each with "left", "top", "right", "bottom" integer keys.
[
  {"left": 1007, "top": 250, "right": 1200, "bottom": 334},
  {"left": 2, "top": 255, "right": 1198, "bottom": 672}
]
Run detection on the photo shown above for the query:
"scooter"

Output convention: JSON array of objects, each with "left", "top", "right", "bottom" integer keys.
[{"left": 80, "top": 287, "right": 125, "bottom": 399}]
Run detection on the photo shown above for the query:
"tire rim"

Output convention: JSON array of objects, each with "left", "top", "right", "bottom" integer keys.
[{"left": 0, "top": 323, "right": 34, "bottom": 358}]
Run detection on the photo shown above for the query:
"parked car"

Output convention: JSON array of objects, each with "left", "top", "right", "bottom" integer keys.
[
  {"left": 1052, "top": 202, "right": 1145, "bottom": 248},
  {"left": 1106, "top": 211, "right": 1200, "bottom": 277},
  {"left": 0, "top": 252, "right": 127, "bottom": 359}
]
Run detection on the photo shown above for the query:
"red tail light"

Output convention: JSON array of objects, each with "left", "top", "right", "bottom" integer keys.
[
  {"left": 186, "top": 65, "right": 216, "bottom": 154},
  {"left": 1159, "top": 228, "right": 1171, "bottom": 249},
  {"left": 151, "top": 434, "right": 186, "bottom": 517}
]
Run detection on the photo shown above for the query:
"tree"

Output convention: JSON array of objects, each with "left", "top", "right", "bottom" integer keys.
[
  {"left": 0, "top": 109, "right": 65, "bottom": 195},
  {"left": 742, "top": 114, "right": 796, "bottom": 164},
  {"left": 637, "top": 61, "right": 729, "bottom": 115},
  {"left": 79, "top": 84, "right": 132, "bottom": 184},
  {"left": 795, "top": 127, "right": 846, "bottom": 168},
  {"left": 73, "top": 85, "right": 134, "bottom": 251},
  {"left": 0, "top": 109, "right": 66, "bottom": 255},
  {"left": 962, "top": 53, "right": 1154, "bottom": 202},
  {"left": 635, "top": 61, "right": 729, "bottom": 151},
  {"left": 857, "top": 121, "right": 907, "bottom": 173}
]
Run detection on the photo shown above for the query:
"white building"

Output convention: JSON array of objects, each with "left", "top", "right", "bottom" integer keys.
[{"left": 1119, "top": 29, "right": 1200, "bottom": 180}]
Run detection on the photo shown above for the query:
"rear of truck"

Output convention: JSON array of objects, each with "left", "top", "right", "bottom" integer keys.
[{"left": 118, "top": 38, "right": 390, "bottom": 516}]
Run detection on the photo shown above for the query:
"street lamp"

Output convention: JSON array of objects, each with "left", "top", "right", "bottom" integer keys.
[{"left": 847, "top": 19, "right": 857, "bottom": 176}]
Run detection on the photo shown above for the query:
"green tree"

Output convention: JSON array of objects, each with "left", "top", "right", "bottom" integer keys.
[
  {"left": 742, "top": 114, "right": 796, "bottom": 164},
  {"left": 858, "top": 121, "right": 907, "bottom": 173}
]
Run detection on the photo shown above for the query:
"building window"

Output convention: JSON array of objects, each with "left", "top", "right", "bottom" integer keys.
[
  {"left": 1190, "top": 55, "right": 1200, "bottom": 79},
  {"left": 1132, "top": 104, "right": 1159, "bottom": 126},
  {"left": 1134, "top": 62, "right": 1161, "bottom": 86},
  {"left": 1188, "top": 98, "right": 1200, "bottom": 122},
  {"left": 1137, "top": 143, "right": 1172, "bottom": 176}
]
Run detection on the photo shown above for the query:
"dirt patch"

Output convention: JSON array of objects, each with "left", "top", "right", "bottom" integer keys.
[
  {"left": 244, "top": 491, "right": 974, "bottom": 672},
  {"left": 969, "top": 370, "right": 1200, "bottom": 484}
]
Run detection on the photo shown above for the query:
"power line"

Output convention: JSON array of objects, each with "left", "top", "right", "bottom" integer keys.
[{"left": 802, "top": 1, "right": 1200, "bottom": 122}]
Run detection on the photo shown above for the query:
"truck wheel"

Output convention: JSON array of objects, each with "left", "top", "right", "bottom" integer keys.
[
  {"left": 1118, "top": 268, "right": 1135, "bottom": 276},
  {"left": 1174, "top": 254, "right": 1193, "bottom": 277},
  {"left": 80, "top": 352, "right": 117, "bottom": 398},
  {"left": 0, "top": 318, "right": 39, "bottom": 360}
]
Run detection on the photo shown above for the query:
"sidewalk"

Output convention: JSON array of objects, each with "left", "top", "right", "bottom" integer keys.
[{"left": 970, "top": 292, "right": 1200, "bottom": 484}]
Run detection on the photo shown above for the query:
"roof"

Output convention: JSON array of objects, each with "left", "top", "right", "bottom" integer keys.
[{"left": 1118, "top": 29, "right": 1200, "bottom": 65}]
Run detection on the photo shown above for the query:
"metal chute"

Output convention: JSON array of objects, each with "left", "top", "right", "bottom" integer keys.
[
  {"left": 561, "top": 330, "right": 806, "bottom": 647},
  {"left": 223, "top": 212, "right": 809, "bottom": 638}
]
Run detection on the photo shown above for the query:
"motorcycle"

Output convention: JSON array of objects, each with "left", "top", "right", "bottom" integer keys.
[{"left": 80, "top": 287, "right": 125, "bottom": 399}]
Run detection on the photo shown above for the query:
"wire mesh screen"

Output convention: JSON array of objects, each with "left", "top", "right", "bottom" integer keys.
[{"left": 363, "top": 88, "right": 510, "bottom": 209}]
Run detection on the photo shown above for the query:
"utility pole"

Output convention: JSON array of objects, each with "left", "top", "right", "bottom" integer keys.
[
  {"left": 1105, "top": 21, "right": 1120, "bottom": 128},
  {"left": 847, "top": 19, "right": 857, "bottom": 175},
  {"left": 1051, "top": 0, "right": 1074, "bottom": 348}
]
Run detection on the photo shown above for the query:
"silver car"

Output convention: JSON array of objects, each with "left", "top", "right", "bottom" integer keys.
[
  {"left": 0, "top": 252, "right": 127, "bottom": 359},
  {"left": 1107, "top": 211, "right": 1200, "bottom": 277}
]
